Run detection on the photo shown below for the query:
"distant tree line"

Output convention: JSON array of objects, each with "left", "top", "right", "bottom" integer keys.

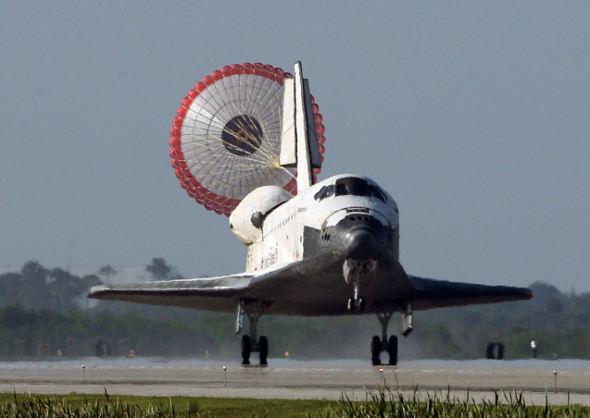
[{"left": 0, "top": 260, "right": 588, "bottom": 359}]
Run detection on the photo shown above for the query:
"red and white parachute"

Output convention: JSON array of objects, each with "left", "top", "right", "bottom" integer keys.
[{"left": 169, "top": 63, "right": 326, "bottom": 216}]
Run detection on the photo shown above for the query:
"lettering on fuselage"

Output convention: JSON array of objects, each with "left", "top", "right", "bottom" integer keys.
[{"left": 262, "top": 213, "right": 297, "bottom": 240}]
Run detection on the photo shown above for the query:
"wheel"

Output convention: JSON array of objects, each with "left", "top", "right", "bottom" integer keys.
[
  {"left": 371, "top": 336, "right": 382, "bottom": 365},
  {"left": 347, "top": 298, "right": 353, "bottom": 312},
  {"left": 241, "top": 335, "right": 251, "bottom": 365},
  {"left": 356, "top": 298, "right": 365, "bottom": 313},
  {"left": 347, "top": 298, "right": 364, "bottom": 313},
  {"left": 496, "top": 342, "right": 504, "bottom": 360},
  {"left": 259, "top": 336, "right": 269, "bottom": 366},
  {"left": 387, "top": 335, "right": 398, "bottom": 366},
  {"left": 485, "top": 342, "right": 495, "bottom": 359}
]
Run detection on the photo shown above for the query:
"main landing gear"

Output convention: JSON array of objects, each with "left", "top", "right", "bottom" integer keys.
[
  {"left": 236, "top": 300, "right": 269, "bottom": 366},
  {"left": 371, "top": 313, "right": 398, "bottom": 366},
  {"left": 370, "top": 306, "right": 413, "bottom": 366}
]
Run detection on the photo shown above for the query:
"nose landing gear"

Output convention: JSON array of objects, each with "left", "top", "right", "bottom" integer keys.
[
  {"left": 346, "top": 279, "right": 365, "bottom": 313},
  {"left": 343, "top": 258, "right": 375, "bottom": 313}
]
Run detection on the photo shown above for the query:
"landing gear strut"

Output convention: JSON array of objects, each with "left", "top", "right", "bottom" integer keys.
[
  {"left": 344, "top": 259, "right": 372, "bottom": 313},
  {"left": 371, "top": 312, "right": 398, "bottom": 366},
  {"left": 237, "top": 300, "right": 270, "bottom": 366},
  {"left": 370, "top": 304, "right": 413, "bottom": 365},
  {"left": 346, "top": 276, "right": 364, "bottom": 313}
]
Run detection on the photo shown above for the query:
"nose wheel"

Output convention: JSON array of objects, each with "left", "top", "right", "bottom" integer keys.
[{"left": 346, "top": 280, "right": 365, "bottom": 313}]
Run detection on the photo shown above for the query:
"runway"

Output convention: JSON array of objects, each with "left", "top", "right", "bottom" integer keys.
[{"left": 1, "top": 358, "right": 590, "bottom": 405}]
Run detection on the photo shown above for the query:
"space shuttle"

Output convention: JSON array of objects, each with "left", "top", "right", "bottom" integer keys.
[{"left": 90, "top": 61, "right": 532, "bottom": 366}]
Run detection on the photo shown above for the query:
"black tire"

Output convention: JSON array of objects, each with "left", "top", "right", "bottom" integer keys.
[
  {"left": 387, "top": 335, "right": 398, "bottom": 366},
  {"left": 371, "top": 335, "right": 382, "bottom": 365},
  {"left": 241, "top": 335, "right": 251, "bottom": 365},
  {"left": 259, "top": 336, "right": 269, "bottom": 366},
  {"left": 485, "top": 342, "right": 496, "bottom": 359},
  {"left": 347, "top": 298, "right": 353, "bottom": 312},
  {"left": 357, "top": 298, "right": 365, "bottom": 313},
  {"left": 496, "top": 342, "right": 504, "bottom": 360}
]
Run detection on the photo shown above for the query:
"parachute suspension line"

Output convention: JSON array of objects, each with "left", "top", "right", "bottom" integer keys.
[
  {"left": 187, "top": 109, "right": 281, "bottom": 170},
  {"left": 279, "top": 165, "right": 297, "bottom": 180},
  {"left": 170, "top": 62, "right": 325, "bottom": 216}
]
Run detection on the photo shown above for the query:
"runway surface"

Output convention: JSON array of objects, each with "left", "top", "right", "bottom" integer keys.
[{"left": 1, "top": 358, "right": 590, "bottom": 405}]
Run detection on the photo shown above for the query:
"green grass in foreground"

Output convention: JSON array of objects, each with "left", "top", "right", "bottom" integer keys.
[
  {"left": 0, "top": 392, "right": 332, "bottom": 417},
  {"left": 1, "top": 388, "right": 590, "bottom": 417}
]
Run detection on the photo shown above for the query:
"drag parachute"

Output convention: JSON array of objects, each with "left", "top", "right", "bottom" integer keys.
[{"left": 169, "top": 63, "right": 326, "bottom": 216}]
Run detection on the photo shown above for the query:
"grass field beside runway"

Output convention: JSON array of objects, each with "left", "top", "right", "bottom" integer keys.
[
  {"left": 2, "top": 389, "right": 590, "bottom": 417},
  {"left": 0, "top": 392, "right": 333, "bottom": 417}
]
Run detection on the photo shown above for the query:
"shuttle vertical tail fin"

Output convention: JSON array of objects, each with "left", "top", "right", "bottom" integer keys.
[{"left": 280, "top": 61, "right": 321, "bottom": 194}]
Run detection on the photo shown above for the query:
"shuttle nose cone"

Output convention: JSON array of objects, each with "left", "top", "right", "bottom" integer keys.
[{"left": 345, "top": 229, "right": 380, "bottom": 260}]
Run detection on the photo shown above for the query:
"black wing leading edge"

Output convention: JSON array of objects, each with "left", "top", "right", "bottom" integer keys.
[
  {"left": 88, "top": 274, "right": 255, "bottom": 312},
  {"left": 408, "top": 275, "right": 533, "bottom": 310}
]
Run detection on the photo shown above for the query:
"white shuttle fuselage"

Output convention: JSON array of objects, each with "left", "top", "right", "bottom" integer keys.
[{"left": 230, "top": 174, "right": 399, "bottom": 275}]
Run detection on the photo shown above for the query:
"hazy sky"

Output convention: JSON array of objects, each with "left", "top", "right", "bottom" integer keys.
[{"left": 1, "top": 1, "right": 588, "bottom": 290}]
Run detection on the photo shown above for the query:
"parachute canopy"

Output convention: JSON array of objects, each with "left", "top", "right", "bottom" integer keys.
[{"left": 169, "top": 63, "right": 326, "bottom": 216}]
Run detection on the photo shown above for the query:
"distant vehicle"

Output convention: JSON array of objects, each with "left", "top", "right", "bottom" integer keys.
[{"left": 89, "top": 62, "right": 532, "bottom": 366}]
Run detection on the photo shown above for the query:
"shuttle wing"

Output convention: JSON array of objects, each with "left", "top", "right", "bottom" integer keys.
[
  {"left": 87, "top": 261, "right": 309, "bottom": 313},
  {"left": 88, "top": 274, "right": 254, "bottom": 312},
  {"left": 408, "top": 275, "right": 532, "bottom": 310},
  {"left": 88, "top": 264, "right": 532, "bottom": 314}
]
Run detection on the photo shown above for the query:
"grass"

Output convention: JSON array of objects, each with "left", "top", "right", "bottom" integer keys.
[
  {"left": 336, "top": 386, "right": 590, "bottom": 417},
  {"left": 1, "top": 387, "right": 590, "bottom": 417},
  {"left": 0, "top": 391, "right": 333, "bottom": 417}
]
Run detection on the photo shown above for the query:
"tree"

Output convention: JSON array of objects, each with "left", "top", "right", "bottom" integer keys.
[
  {"left": 145, "top": 257, "right": 172, "bottom": 281},
  {"left": 21, "top": 260, "right": 48, "bottom": 283},
  {"left": 1, "top": 305, "right": 36, "bottom": 329},
  {"left": 97, "top": 265, "right": 117, "bottom": 282}
]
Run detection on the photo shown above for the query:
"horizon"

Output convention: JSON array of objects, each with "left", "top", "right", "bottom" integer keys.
[{"left": 0, "top": 260, "right": 579, "bottom": 294}]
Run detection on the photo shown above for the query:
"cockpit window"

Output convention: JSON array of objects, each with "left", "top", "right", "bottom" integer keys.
[
  {"left": 335, "top": 177, "right": 387, "bottom": 202},
  {"left": 315, "top": 177, "right": 387, "bottom": 202},
  {"left": 368, "top": 185, "right": 386, "bottom": 202},
  {"left": 314, "top": 185, "right": 335, "bottom": 200}
]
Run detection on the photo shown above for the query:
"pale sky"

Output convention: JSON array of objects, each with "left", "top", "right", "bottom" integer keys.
[{"left": 1, "top": 1, "right": 589, "bottom": 290}]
